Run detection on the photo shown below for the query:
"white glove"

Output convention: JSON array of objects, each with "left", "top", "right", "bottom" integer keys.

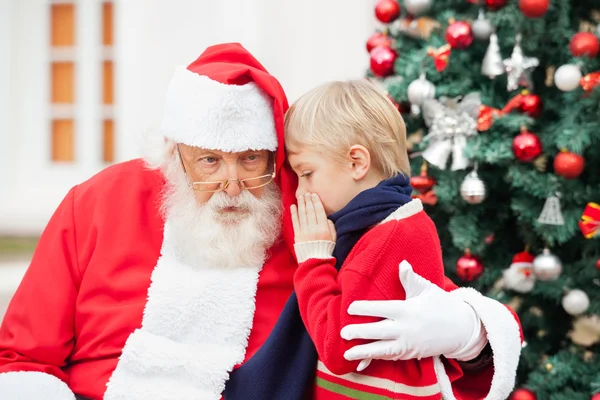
[{"left": 340, "top": 260, "right": 489, "bottom": 371}]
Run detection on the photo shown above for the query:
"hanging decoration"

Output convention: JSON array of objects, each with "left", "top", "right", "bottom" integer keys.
[
  {"left": 569, "top": 32, "right": 600, "bottom": 57},
  {"left": 503, "top": 249, "right": 536, "bottom": 293},
  {"left": 538, "top": 192, "right": 565, "bottom": 226},
  {"left": 375, "top": 0, "right": 401, "bottom": 23},
  {"left": 555, "top": 64, "right": 583, "bottom": 92},
  {"left": 370, "top": 45, "right": 397, "bottom": 77},
  {"left": 482, "top": 33, "right": 505, "bottom": 78},
  {"left": 579, "top": 202, "right": 600, "bottom": 239},
  {"left": 532, "top": 248, "right": 563, "bottom": 281},
  {"left": 554, "top": 149, "right": 585, "bottom": 179},
  {"left": 366, "top": 31, "right": 393, "bottom": 53},
  {"left": 472, "top": 9, "right": 494, "bottom": 41},
  {"left": 456, "top": 249, "right": 485, "bottom": 281},
  {"left": 407, "top": 73, "right": 436, "bottom": 114},
  {"left": 503, "top": 34, "right": 540, "bottom": 91},
  {"left": 421, "top": 92, "right": 481, "bottom": 170},
  {"left": 427, "top": 44, "right": 452, "bottom": 71},
  {"left": 446, "top": 19, "right": 474, "bottom": 49},
  {"left": 513, "top": 127, "right": 543, "bottom": 162},
  {"left": 580, "top": 71, "right": 600, "bottom": 92},
  {"left": 460, "top": 164, "right": 487, "bottom": 204},
  {"left": 562, "top": 289, "right": 591, "bottom": 316}
]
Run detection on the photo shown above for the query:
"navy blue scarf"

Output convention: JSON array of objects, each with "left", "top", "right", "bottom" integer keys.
[{"left": 223, "top": 174, "right": 413, "bottom": 399}]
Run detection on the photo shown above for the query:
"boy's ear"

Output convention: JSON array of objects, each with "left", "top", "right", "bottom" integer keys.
[{"left": 348, "top": 145, "right": 371, "bottom": 180}]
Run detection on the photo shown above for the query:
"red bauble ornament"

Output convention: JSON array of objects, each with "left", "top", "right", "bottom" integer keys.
[
  {"left": 367, "top": 32, "right": 393, "bottom": 53},
  {"left": 485, "top": 0, "right": 508, "bottom": 10},
  {"left": 513, "top": 128, "right": 543, "bottom": 162},
  {"left": 410, "top": 163, "right": 436, "bottom": 194},
  {"left": 445, "top": 20, "right": 474, "bottom": 49},
  {"left": 375, "top": 0, "right": 401, "bottom": 23},
  {"left": 510, "top": 388, "right": 537, "bottom": 400},
  {"left": 596, "top": 259, "right": 600, "bottom": 270},
  {"left": 519, "top": 0, "right": 549, "bottom": 18},
  {"left": 569, "top": 32, "right": 600, "bottom": 58},
  {"left": 591, "top": 394, "right": 600, "bottom": 400},
  {"left": 554, "top": 149, "right": 585, "bottom": 179},
  {"left": 370, "top": 45, "right": 397, "bottom": 77},
  {"left": 520, "top": 93, "right": 543, "bottom": 118},
  {"left": 456, "top": 250, "right": 484, "bottom": 281}
]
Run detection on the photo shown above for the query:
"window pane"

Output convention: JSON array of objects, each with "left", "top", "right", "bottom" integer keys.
[
  {"left": 51, "top": 4, "right": 75, "bottom": 47},
  {"left": 103, "top": 119, "right": 114, "bottom": 163},
  {"left": 51, "top": 62, "right": 74, "bottom": 104},
  {"left": 103, "top": 61, "right": 113, "bottom": 105},
  {"left": 102, "top": 2, "right": 113, "bottom": 46},
  {"left": 52, "top": 120, "right": 75, "bottom": 162}
]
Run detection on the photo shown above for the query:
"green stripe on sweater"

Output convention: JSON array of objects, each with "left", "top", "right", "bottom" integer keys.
[{"left": 316, "top": 377, "right": 396, "bottom": 400}]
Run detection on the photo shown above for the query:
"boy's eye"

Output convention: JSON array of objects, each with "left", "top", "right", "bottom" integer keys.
[{"left": 300, "top": 172, "right": 312, "bottom": 178}]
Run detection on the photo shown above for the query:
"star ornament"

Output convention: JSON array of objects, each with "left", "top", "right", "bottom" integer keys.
[{"left": 503, "top": 34, "right": 539, "bottom": 91}]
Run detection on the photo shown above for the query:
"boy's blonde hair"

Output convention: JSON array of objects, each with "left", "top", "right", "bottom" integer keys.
[{"left": 284, "top": 79, "right": 410, "bottom": 178}]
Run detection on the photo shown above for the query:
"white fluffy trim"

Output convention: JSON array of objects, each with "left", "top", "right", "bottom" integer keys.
[
  {"left": 104, "top": 221, "right": 263, "bottom": 400},
  {"left": 0, "top": 371, "right": 75, "bottom": 400},
  {"left": 434, "top": 288, "right": 522, "bottom": 400},
  {"left": 160, "top": 66, "right": 278, "bottom": 152}
]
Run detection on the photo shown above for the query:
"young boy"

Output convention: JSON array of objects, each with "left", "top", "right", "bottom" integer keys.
[{"left": 285, "top": 80, "right": 487, "bottom": 399}]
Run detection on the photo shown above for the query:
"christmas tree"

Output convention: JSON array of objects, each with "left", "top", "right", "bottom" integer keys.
[{"left": 366, "top": 0, "right": 600, "bottom": 399}]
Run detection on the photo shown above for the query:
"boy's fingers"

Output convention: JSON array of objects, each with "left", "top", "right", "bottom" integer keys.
[
  {"left": 311, "top": 194, "right": 328, "bottom": 226},
  {"left": 290, "top": 205, "right": 300, "bottom": 235},
  {"left": 328, "top": 220, "right": 337, "bottom": 242},
  {"left": 297, "top": 194, "right": 307, "bottom": 229},
  {"left": 304, "top": 193, "right": 318, "bottom": 226}
]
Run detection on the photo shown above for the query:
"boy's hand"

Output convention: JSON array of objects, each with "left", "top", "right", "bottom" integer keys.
[{"left": 290, "top": 193, "right": 336, "bottom": 243}]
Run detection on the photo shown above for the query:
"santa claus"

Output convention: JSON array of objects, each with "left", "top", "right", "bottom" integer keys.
[{"left": 0, "top": 43, "right": 522, "bottom": 400}]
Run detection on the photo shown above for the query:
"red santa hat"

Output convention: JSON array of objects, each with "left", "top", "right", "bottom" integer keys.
[
  {"left": 161, "top": 43, "right": 298, "bottom": 251},
  {"left": 160, "top": 43, "right": 282, "bottom": 153},
  {"left": 510, "top": 251, "right": 535, "bottom": 275}
]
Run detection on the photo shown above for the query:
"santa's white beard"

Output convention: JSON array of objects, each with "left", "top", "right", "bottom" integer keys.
[{"left": 159, "top": 156, "right": 283, "bottom": 268}]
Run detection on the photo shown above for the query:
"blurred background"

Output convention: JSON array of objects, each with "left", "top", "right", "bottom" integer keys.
[{"left": 0, "top": 0, "right": 377, "bottom": 319}]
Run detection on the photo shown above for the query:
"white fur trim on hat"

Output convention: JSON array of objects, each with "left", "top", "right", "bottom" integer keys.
[{"left": 160, "top": 66, "right": 278, "bottom": 152}]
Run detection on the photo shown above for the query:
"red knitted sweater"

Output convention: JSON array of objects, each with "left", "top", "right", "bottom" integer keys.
[{"left": 294, "top": 202, "right": 447, "bottom": 399}]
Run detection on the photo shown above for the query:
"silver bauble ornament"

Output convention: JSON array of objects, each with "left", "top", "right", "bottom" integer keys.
[
  {"left": 404, "top": 0, "right": 432, "bottom": 16},
  {"left": 562, "top": 289, "right": 590, "bottom": 316},
  {"left": 532, "top": 248, "right": 562, "bottom": 281},
  {"left": 407, "top": 73, "right": 436, "bottom": 114},
  {"left": 460, "top": 169, "right": 486, "bottom": 204},
  {"left": 472, "top": 9, "right": 493, "bottom": 41},
  {"left": 554, "top": 64, "right": 582, "bottom": 91}
]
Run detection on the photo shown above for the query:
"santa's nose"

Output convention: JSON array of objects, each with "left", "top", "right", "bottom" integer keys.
[{"left": 223, "top": 180, "right": 242, "bottom": 197}]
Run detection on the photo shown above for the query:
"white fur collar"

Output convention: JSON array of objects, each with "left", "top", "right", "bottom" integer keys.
[
  {"left": 380, "top": 199, "right": 424, "bottom": 224},
  {"left": 104, "top": 220, "right": 263, "bottom": 400}
]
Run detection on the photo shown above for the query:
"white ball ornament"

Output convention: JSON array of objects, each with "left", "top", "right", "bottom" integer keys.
[
  {"left": 404, "top": 0, "right": 433, "bottom": 16},
  {"left": 532, "top": 248, "right": 562, "bottom": 281},
  {"left": 460, "top": 170, "right": 486, "bottom": 204},
  {"left": 472, "top": 10, "right": 493, "bottom": 41},
  {"left": 407, "top": 73, "right": 436, "bottom": 114},
  {"left": 554, "top": 64, "right": 582, "bottom": 92},
  {"left": 562, "top": 289, "right": 590, "bottom": 316}
]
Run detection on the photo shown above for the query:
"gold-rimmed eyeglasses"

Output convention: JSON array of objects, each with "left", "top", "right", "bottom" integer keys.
[{"left": 176, "top": 144, "right": 276, "bottom": 193}]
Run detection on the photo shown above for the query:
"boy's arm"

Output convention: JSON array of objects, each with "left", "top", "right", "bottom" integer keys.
[{"left": 293, "top": 242, "right": 378, "bottom": 376}]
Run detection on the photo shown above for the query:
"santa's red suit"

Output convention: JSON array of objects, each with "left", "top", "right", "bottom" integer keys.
[{"left": 0, "top": 43, "right": 521, "bottom": 400}]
